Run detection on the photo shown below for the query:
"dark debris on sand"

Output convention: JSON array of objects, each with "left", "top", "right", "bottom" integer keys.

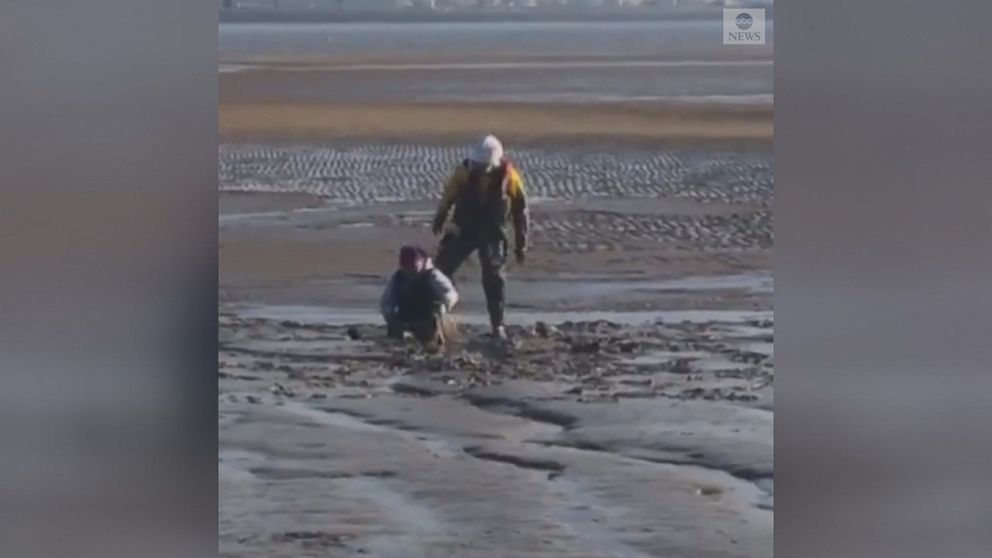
[{"left": 219, "top": 314, "right": 773, "bottom": 408}]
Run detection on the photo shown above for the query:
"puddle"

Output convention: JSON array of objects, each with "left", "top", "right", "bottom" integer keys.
[
  {"left": 219, "top": 205, "right": 341, "bottom": 223},
  {"left": 520, "top": 272, "right": 772, "bottom": 300},
  {"left": 712, "top": 324, "right": 773, "bottom": 338},
  {"left": 219, "top": 210, "right": 290, "bottom": 222},
  {"left": 625, "top": 273, "right": 772, "bottom": 294},
  {"left": 218, "top": 63, "right": 259, "bottom": 74},
  {"left": 691, "top": 358, "right": 751, "bottom": 372},
  {"left": 223, "top": 338, "right": 369, "bottom": 356},
  {"left": 737, "top": 342, "right": 774, "bottom": 357}
]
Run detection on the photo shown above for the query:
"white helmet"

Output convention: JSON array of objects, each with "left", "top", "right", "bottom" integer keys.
[{"left": 469, "top": 135, "right": 504, "bottom": 167}]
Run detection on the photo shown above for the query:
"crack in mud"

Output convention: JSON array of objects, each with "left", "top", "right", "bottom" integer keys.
[
  {"left": 462, "top": 446, "right": 567, "bottom": 474},
  {"left": 389, "top": 382, "right": 442, "bottom": 397},
  {"left": 249, "top": 467, "right": 397, "bottom": 481},
  {"left": 535, "top": 439, "right": 774, "bottom": 509},
  {"left": 313, "top": 395, "right": 774, "bottom": 510},
  {"left": 460, "top": 393, "right": 579, "bottom": 429}
]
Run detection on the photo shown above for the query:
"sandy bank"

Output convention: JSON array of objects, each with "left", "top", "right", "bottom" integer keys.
[{"left": 220, "top": 101, "right": 772, "bottom": 146}]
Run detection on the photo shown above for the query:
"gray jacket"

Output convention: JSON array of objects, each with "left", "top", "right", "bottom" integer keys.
[{"left": 380, "top": 258, "right": 458, "bottom": 322}]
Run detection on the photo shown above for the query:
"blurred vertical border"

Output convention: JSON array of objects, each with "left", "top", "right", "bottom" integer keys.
[
  {"left": 0, "top": 1, "right": 217, "bottom": 557},
  {"left": 777, "top": 0, "right": 992, "bottom": 556}
]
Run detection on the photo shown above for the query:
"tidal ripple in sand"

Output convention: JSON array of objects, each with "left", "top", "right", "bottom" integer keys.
[{"left": 219, "top": 143, "right": 773, "bottom": 206}]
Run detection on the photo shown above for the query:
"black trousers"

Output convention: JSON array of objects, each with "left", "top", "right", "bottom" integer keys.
[
  {"left": 387, "top": 311, "right": 442, "bottom": 346},
  {"left": 434, "top": 232, "right": 507, "bottom": 329}
]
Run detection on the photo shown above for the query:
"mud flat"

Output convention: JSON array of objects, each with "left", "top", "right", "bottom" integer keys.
[
  {"left": 219, "top": 114, "right": 772, "bottom": 558},
  {"left": 220, "top": 305, "right": 773, "bottom": 557},
  {"left": 219, "top": 141, "right": 772, "bottom": 300},
  {"left": 219, "top": 140, "right": 773, "bottom": 555},
  {"left": 219, "top": 15, "right": 774, "bottom": 554},
  {"left": 219, "top": 143, "right": 772, "bottom": 204}
]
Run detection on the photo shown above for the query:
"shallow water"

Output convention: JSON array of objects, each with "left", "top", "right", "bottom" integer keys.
[
  {"left": 220, "top": 20, "right": 773, "bottom": 104},
  {"left": 220, "top": 20, "right": 774, "bottom": 60},
  {"left": 499, "top": 273, "right": 773, "bottom": 303},
  {"left": 737, "top": 341, "right": 774, "bottom": 356}
]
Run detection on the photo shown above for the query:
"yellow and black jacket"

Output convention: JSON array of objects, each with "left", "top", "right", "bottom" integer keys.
[{"left": 432, "top": 158, "right": 529, "bottom": 250}]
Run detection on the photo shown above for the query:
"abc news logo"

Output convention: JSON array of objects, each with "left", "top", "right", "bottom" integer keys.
[{"left": 724, "top": 9, "right": 766, "bottom": 45}]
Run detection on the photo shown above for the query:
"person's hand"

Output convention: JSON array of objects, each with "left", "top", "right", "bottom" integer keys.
[{"left": 515, "top": 248, "right": 526, "bottom": 265}]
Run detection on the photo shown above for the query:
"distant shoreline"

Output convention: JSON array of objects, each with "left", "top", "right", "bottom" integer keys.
[{"left": 219, "top": 7, "right": 774, "bottom": 25}]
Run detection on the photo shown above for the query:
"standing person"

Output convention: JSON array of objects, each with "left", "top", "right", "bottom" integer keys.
[
  {"left": 431, "top": 135, "right": 529, "bottom": 340},
  {"left": 380, "top": 245, "right": 459, "bottom": 349}
]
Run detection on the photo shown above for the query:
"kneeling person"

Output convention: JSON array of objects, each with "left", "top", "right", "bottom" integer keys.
[{"left": 380, "top": 245, "right": 458, "bottom": 347}]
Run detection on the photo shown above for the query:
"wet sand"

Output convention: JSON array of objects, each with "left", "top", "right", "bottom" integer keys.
[
  {"left": 219, "top": 139, "right": 773, "bottom": 557},
  {"left": 220, "top": 23, "right": 772, "bottom": 557},
  {"left": 220, "top": 315, "right": 773, "bottom": 557},
  {"left": 220, "top": 101, "right": 772, "bottom": 146}
]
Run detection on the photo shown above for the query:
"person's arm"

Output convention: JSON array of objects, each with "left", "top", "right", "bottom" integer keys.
[
  {"left": 432, "top": 166, "right": 465, "bottom": 235},
  {"left": 428, "top": 269, "right": 459, "bottom": 313},
  {"left": 507, "top": 166, "right": 529, "bottom": 260},
  {"left": 380, "top": 274, "right": 398, "bottom": 322}
]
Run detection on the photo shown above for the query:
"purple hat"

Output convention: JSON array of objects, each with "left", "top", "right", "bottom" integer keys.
[{"left": 398, "top": 245, "right": 427, "bottom": 268}]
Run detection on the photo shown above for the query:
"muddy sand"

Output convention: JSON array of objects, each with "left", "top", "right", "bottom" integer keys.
[
  {"left": 219, "top": 132, "right": 773, "bottom": 557},
  {"left": 221, "top": 102, "right": 771, "bottom": 148}
]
